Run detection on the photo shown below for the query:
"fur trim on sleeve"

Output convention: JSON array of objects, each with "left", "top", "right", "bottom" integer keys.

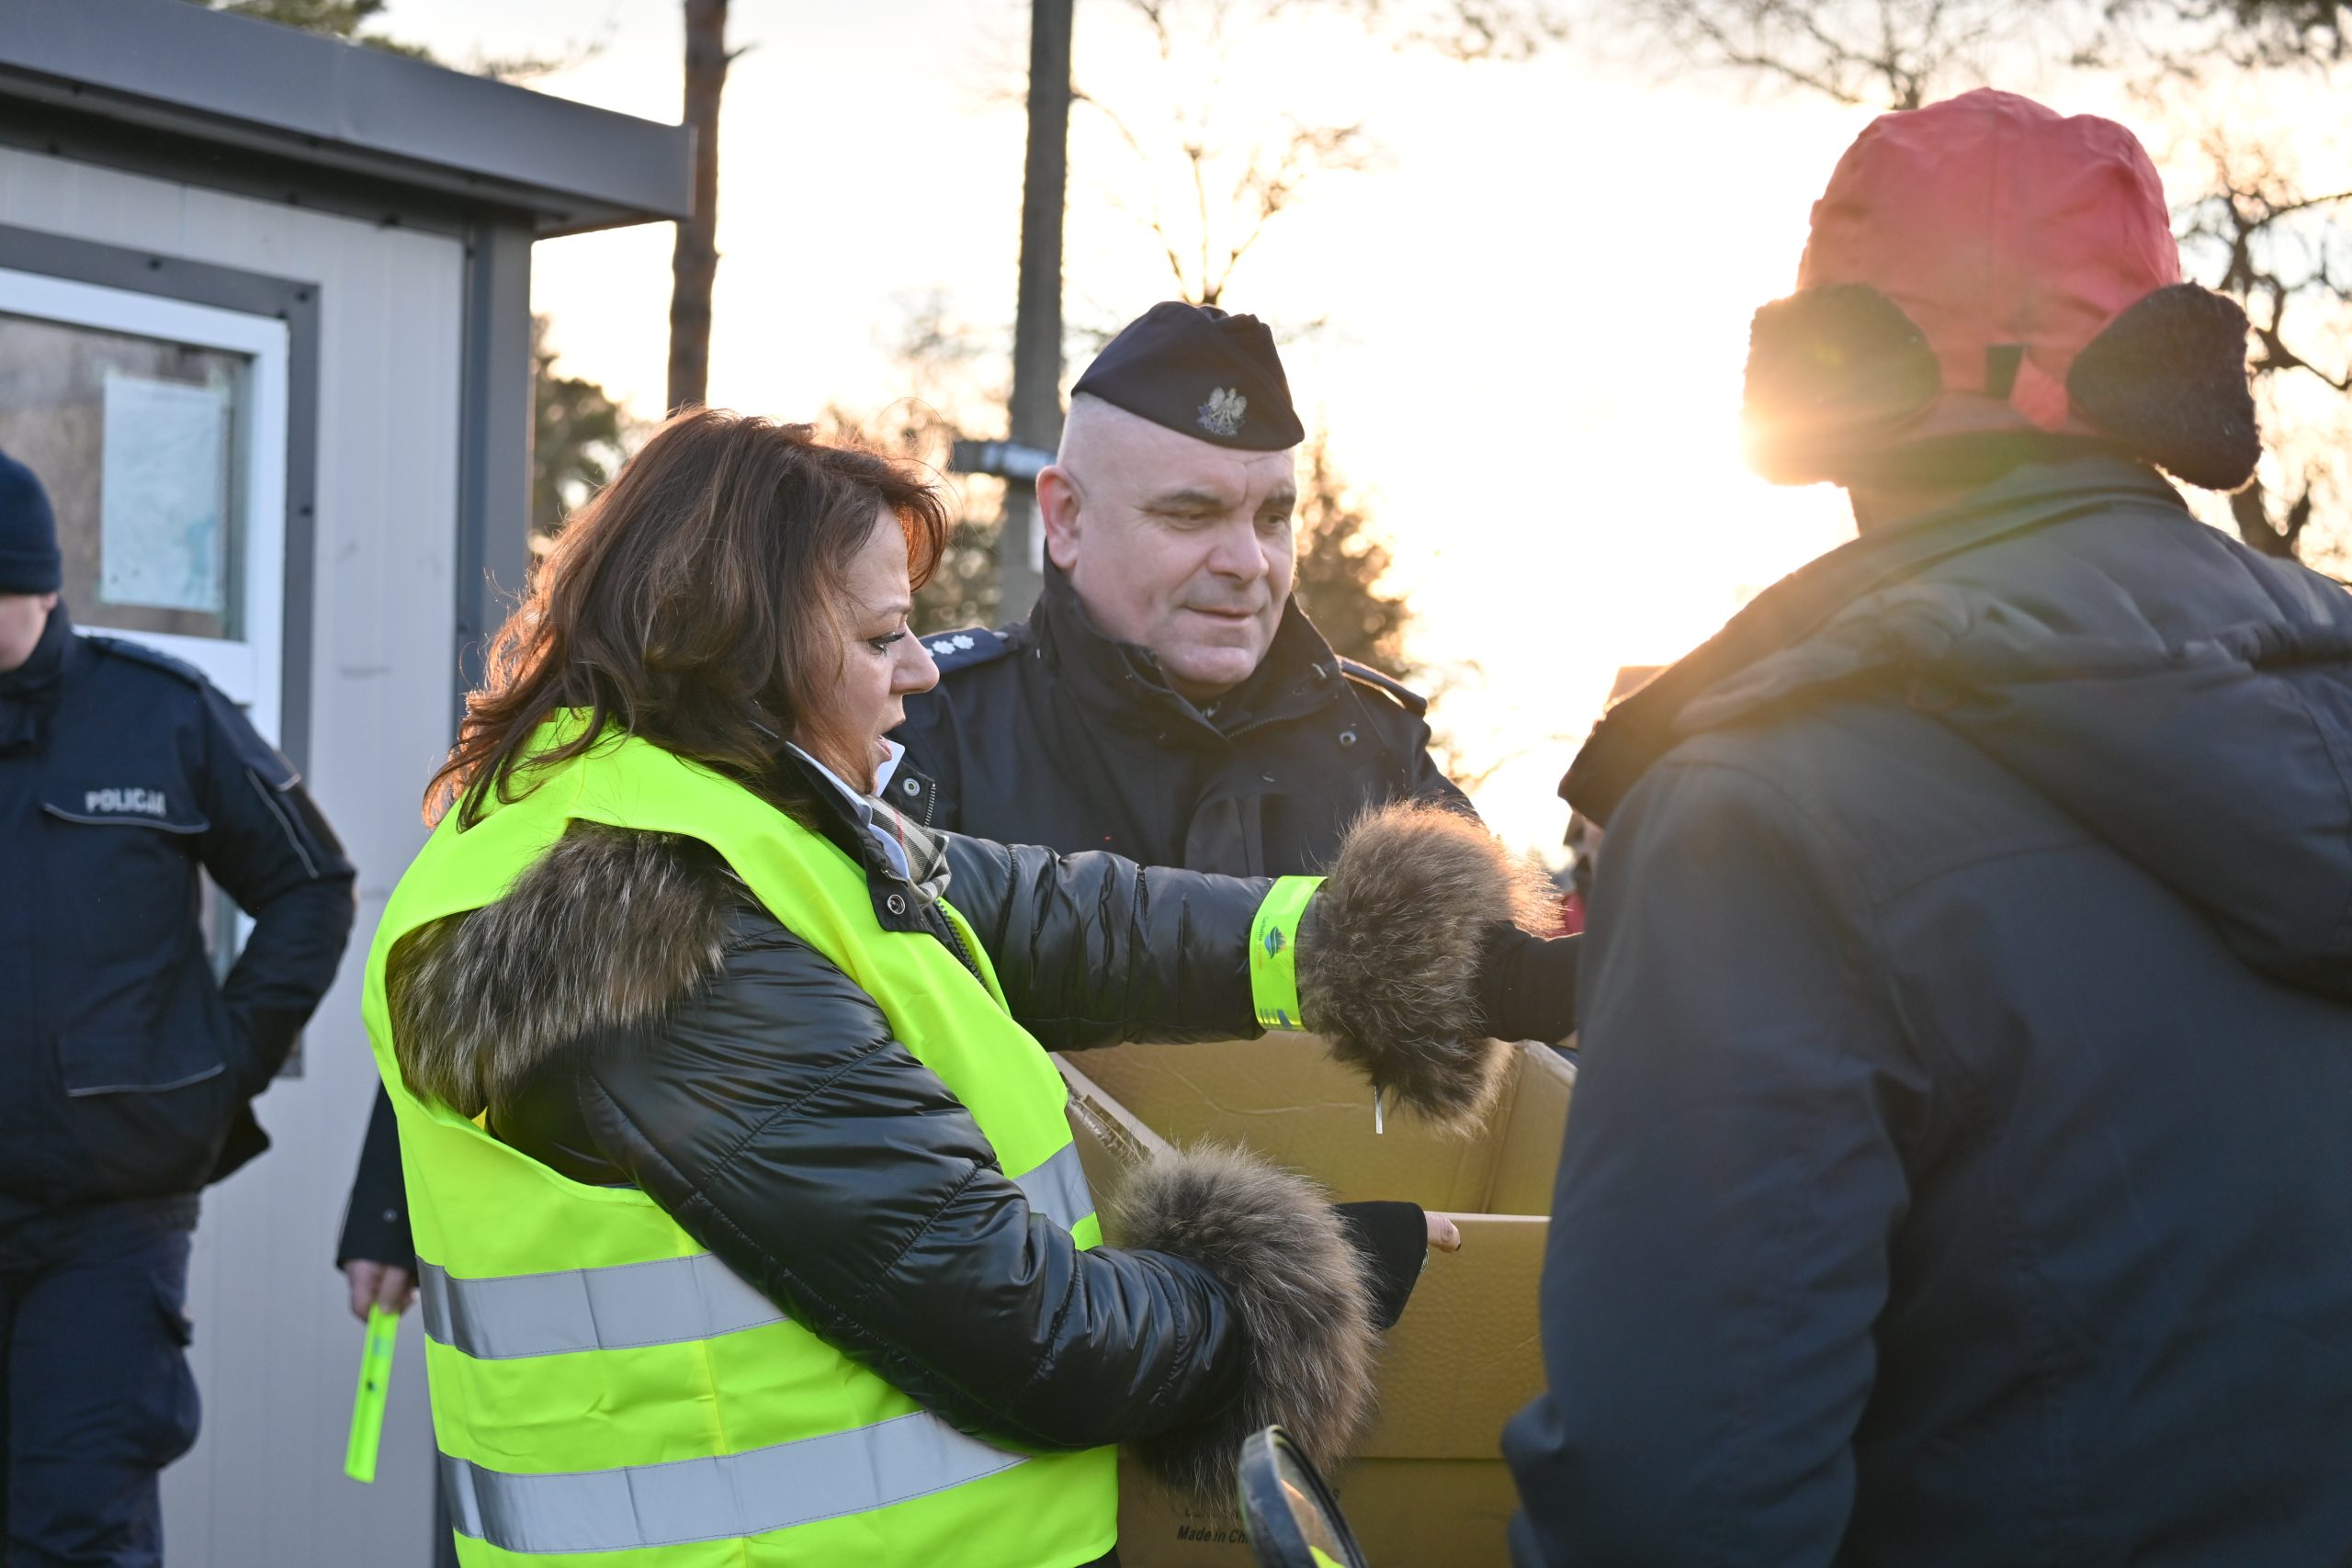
[
  {"left": 1297, "top": 802, "right": 1551, "bottom": 1133},
  {"left": 389, "top": 822, "right": 740, "bottom": 1117},
  {"left": 1111, "top": 1146, "right": 1378, "bottom": 1509}
]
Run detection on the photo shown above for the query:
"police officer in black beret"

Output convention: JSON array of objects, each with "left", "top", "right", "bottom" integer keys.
[
  {"left": 893, "top": 302, "right": 1473, "bottom": 876},
  {"left": 0, "top": 448, "right": 356, "bottom": 1562}
]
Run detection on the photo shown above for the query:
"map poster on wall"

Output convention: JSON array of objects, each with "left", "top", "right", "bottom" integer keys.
[{"left": 98, "top": 370, "right": 232, "bottom": 615}]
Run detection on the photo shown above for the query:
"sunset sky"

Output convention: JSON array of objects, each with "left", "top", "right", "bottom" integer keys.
[{"left": 378, "top": 0, "right": 2282, "bottom": 859}]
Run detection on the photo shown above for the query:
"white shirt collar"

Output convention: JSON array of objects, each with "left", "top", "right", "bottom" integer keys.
[
  {"left": 786, "top": 740, "right": 910, "bottom": 880},
  {"left": 786, "top": 739, "right": 904, "bottom": 809}
]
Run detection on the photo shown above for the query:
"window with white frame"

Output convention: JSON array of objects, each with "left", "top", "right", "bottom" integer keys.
[{"left": 0, "top": 266, "right": 289, "bottom": 744}]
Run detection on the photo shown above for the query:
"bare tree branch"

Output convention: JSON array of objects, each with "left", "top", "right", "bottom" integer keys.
[
  {"left": 1079, "top": 11, "right": 1386, "bottom": 307},
  {"left": 2106, "top": 0, "right": 2352, "bottom": 72},
  {"left": 1072, "top": 85, "right": 1202, "bottom": 296}
]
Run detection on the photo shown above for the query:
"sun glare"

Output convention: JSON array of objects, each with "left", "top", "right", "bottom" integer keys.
[{"left": 503, "top": 0, "right": 1880, "bottom": 856}]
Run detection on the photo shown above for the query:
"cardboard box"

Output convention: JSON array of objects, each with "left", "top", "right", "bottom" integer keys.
[{"left": 1059, "top": 1036, "right": 1575, "bottom": 1568}]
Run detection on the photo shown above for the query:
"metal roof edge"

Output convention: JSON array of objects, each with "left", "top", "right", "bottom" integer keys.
[{"left": 0, "top": 0, "right": 693, "bottom": 229}]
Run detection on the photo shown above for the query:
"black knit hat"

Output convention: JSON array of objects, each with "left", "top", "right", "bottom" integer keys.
[
  {"left": 0, "top": 448, "right": 60, "bottom": 595},
  {"left": 1071, "top": 302, "right": 1306, "bottom": 451}
]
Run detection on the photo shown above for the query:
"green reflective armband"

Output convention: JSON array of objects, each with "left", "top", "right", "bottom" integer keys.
[{"left": 1250, "top": 874, "right": 1324, "bottom": 1032}]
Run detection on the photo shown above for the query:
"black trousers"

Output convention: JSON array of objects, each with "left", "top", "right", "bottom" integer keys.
[{"left": 0, "top": 1197, "right": 200, "bottom": 1567}]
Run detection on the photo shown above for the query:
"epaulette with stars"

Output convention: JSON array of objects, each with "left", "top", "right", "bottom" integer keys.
[{"left": 919, "top": 626, "right": 1016, "bottom": 675}]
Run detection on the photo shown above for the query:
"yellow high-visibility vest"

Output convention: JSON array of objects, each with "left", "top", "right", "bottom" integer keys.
[{"left": 362, "top": 721, "right": 1117, "bottom": 1566}]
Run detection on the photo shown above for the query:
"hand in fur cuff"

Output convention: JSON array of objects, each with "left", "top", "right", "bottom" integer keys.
[
  {"left": 1110, "top": 1147, "right": 1379, "bottom": 1510},
  {"left": 1472, "top": 922, "right": 1580, "bottom": 1046},
  {"left": 1296, "top": 802, "right": 1555, "bottom": 1133}
]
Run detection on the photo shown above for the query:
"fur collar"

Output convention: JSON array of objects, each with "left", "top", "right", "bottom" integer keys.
[
  {"left": 390, "top": 748, "right": 952, "bottom": 1118},
  {"left": 390, "top": 824, "right": 741, "bottom": 1118}
]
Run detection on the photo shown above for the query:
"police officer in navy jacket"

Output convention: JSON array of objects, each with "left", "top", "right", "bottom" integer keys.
[
  {"left": 893, "top": 302, "right": 1470, "bottom": 877},
  {"left": 0, "top": 448, "right": 356, "bottom": 1564}
]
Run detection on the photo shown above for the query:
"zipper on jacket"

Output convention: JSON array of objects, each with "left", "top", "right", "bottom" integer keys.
[{"left": 933, "top": 908, "right": 984, "bottom": 983}]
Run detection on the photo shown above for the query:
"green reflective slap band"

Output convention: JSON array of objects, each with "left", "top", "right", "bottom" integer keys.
[
  {"left": 1250, "top": 875, "right": 1324, "bottom": 1032},
  {"left": 345, "top": 1305, "right": 400, "bottom": 1483}
]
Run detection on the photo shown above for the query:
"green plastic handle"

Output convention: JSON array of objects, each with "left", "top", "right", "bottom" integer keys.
[{"left": 344, "top": 1304, "right": 400, "bottom": 1483}]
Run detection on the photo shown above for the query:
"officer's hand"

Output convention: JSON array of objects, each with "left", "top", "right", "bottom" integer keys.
[
  {"left": 1471, "top": 923, "right": 1580, "bottom": 1043},
  {"left": 345, "top": 1260, "right": 417, "bottom": 1322},
  {"left": 1427, "top": 1213, "right": 1463, "bottom": 1253}
]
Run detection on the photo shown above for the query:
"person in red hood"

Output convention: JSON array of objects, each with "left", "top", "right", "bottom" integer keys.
[{"left": 1504, "top": 89, "right": 2352, "bottom": 1566}]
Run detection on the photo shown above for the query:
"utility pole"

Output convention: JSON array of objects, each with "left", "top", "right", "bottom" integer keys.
[
  {"left": 1000, "top": 0, "right": 1074, "bottom": 619},
  {"left": 667, "top": 0, "right": 730, "bottom": 413}
]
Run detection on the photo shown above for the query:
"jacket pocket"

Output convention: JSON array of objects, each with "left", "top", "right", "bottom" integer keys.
[
  {"left": 39, "top": 797, "right": 209, "bottom": 985},
  {"left": 140, "top": 1275, "right": 203, "bottom": 1466},
  {"left": 57, "top": 1027, "right": 227, "bottom": 1097},
  {"left": 53, "top": 1027, "right": 238, "bottom": 1200}
]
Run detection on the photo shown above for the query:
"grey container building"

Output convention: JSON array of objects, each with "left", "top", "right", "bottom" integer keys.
[{"left": 0, "top": 3, "right": 690, "bottom": 1561}]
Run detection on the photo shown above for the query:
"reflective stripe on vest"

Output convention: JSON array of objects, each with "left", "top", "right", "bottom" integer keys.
[
  {"left": 418, "top": 1143, "right": 1096, "bottom": 1362},
  {"left": 419, "top": 1252, "right": 783, "bottom": 1361},
  {"left": 1012, "top": 1143, "right": 1093, "bottom": 1233},
  {"left": 442, "top": 1410, "right": 1025, "bottom": 1555}
]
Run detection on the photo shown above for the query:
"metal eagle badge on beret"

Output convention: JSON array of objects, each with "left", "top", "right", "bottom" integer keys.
[
  {"left": 1197, "top": 387, "right": 1249, "bottom": 438},
  {"left": 1072, "top": 300, "right": 1306, "bottom": 451}
]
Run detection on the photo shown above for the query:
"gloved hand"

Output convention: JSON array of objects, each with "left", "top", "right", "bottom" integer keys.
[
  {"left": 1334, "top": 1201, "right": 1453, "bottom": 1331},
  {"left": 1471, "top": 923, "right": 1580, "bottom": 1043}
]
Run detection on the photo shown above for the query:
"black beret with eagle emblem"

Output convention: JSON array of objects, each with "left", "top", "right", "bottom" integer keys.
[{"left": 1071, "top": 301, "right": 1306, "bottom": 452}]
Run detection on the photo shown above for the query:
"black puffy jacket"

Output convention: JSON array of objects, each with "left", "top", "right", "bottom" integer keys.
[
  {"left": 1506, "top": 457, "right": 2352, "bottom": 1566},
  {"left": 385, "top": 750, "right": 1512, "bottom": 1504}
]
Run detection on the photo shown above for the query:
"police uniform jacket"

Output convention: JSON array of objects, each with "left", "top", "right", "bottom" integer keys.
[
  {"left": 891, "top": 567, "right": 1469, "bottom": 875},
  {"left": 0, "top": 609, "right": 356, "bottom": 1223}
]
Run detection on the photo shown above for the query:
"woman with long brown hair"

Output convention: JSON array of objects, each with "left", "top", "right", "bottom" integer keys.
[{"left": 363, "top": 410, "right": 1565, "bottom": 1567}]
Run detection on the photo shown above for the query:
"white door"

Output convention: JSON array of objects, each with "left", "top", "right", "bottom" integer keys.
[{"left": 0, "top": 265, "right": 290, "bottom": 742}]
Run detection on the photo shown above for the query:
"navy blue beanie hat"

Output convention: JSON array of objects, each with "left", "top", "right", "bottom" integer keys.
[
  {"left": 1072, "top": 302, "right": 1306, "bottom": 451},
  {"left": 0, "top": 448, "right": 61, "bottom": 595}
]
